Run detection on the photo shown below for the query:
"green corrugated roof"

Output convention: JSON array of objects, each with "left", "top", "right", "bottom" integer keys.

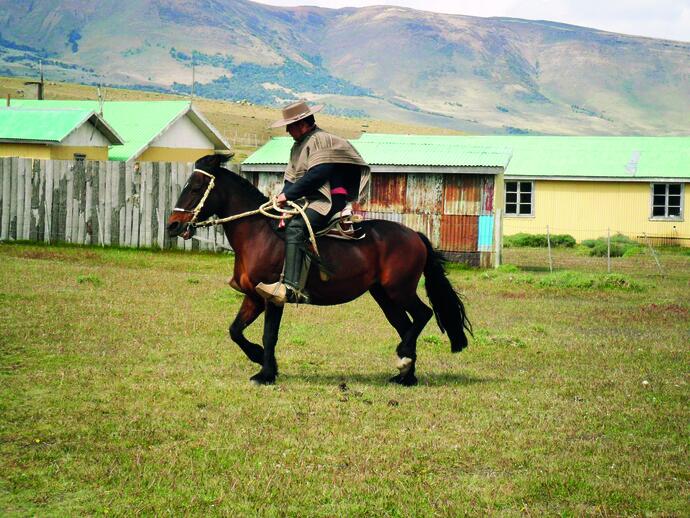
[
  {"left": 243, "top": 135, "right": 512, "bottom": 168},
  {"left": 243, "top": 137, "right": 293, "bottom": 165},
  {"left": 0, "top": 107, "right": 120, "bottom": 143},
  {"left": 10, "top": 100, "right": 193, "bottom": 161},
  {"left": 355, "top": 140, "right": 511, "bottom": 167},
  {"left": 357, "top": 134, "right": 690, "bottom": 179}
]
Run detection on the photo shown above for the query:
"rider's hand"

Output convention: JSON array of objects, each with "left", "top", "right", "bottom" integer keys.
[{"left": 276, "top": 192, "right": 287, "bottom": 207}]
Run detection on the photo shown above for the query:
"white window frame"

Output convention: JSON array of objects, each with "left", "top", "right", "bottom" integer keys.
[
  {"left": 504, "top": 180, "right": 534, "bottom": 217},
  {"left": 650, "top": 183, "right": 684, "bottom": 221}
]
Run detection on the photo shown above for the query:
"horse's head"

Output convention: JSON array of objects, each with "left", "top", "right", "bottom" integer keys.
[{"left": 167, "top": 154, "right": 230, "bottom": 239}]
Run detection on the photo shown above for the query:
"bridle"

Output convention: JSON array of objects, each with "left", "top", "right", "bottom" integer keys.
[
  {"left": 172, "top": 168, "right": 216, "bottom": 227},
  {"left": 172, "top": 166, "right": 321, "bottom": 255}
]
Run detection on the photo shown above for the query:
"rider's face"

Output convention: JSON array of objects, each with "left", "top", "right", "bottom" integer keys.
[{"left": 286, "top": 120, "right": 309, "bottom": 140}]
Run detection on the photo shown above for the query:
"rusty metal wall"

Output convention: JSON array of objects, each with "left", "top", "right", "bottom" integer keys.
[
  {"left": 406, "top": 174, "right": 443, "bottom": 214},
  {"left": 403, "top": 213, "right": 441, "bottom": 248},
  {"left": 359, "top": 211, "right": 404, "bottom": 224},
  {"left": 256, "top": 172, "right": 284, "bottom": 198},
  {"left": 440, "top": 214, "right": 479, "bottom": 251},
  {"left": 251, "top": 169, "right": 496, "bottom": 262},
  {"left": 368, "top": 173, "right": 406, "bottom": 212},
  {"left": 444, "top": 175, "right": 495, "bottom": 215}
]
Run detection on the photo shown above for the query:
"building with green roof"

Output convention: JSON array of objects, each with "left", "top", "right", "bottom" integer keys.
[
  {"left": 244, "top": 133, "right": 690, "bottom": 255},
  {"left": 8, "top": 100, "right": 231, "bottom": 162},
  {"left": 244, "top": 134, "right": 511, "bottom": 266},
  {"left": 0, "top": 107, "right": 123, "bottom": 161}
]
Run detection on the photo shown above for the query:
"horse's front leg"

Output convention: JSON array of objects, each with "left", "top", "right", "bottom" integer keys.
[
  {"left": 250, "top": 302, "right": 284, "bottom": 385},
  {"left": 229, "top": 295, "right": 265, "bottom": 365}
]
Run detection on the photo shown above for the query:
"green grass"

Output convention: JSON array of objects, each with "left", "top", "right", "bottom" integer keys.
[{"left": 1, "top": 243, "right": 689, "bottom": 516}]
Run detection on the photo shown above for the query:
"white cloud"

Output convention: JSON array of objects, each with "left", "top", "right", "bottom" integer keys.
[{"left": 253, "top": 0, "right": 690, "bottom": 41}]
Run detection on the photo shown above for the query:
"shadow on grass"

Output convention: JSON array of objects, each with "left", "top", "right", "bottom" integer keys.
[{"left": 288, "top": 371, "right": 500, "bottom": 387}]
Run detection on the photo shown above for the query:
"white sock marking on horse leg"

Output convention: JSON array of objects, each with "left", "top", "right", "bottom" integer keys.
[{"left": 396, "top": 356, "right": 413, "bottom": 375}]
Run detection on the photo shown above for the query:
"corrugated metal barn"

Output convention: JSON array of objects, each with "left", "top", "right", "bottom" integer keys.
[{"left": 242, "top": 133, "right": 512, "bottom": 267}]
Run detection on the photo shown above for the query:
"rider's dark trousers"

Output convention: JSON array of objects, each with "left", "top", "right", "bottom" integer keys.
[{"left": 283, "top": 198, "right": 345, "bottom": 290}]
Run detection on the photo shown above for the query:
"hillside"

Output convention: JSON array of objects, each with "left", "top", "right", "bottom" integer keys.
[
  {"left": 0, "top": 0, "right": 689, "bottom": 135},
  {"left": 0, "top": 75, "right": 459, "bottom": 162}
]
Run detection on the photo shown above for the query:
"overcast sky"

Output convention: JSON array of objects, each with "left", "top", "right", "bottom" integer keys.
[{"left": 254, "top": 0, "right": 690, "bottom": 42}]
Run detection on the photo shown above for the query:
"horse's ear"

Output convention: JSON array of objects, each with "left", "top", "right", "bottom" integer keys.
[
  {"left": 215, "top": 152, "right": 232, "bottom": 165},
  {"left": 195, "top": 153, "right": 233, "bottom": 171}
]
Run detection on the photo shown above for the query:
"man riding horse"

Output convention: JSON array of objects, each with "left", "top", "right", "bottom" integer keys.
[{"left": 255, "top": 100, "right": 370, "bottom": 306}]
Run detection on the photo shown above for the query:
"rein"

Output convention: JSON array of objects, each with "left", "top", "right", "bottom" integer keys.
[{"left": 174, "top": 168, "right": 321, "bottom": 256}]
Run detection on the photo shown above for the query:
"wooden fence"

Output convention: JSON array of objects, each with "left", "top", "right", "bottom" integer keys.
[{"left": 0, "top": 158, "right": 237, "bottom": 251}]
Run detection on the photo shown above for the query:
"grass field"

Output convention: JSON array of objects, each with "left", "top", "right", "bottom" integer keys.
[{"left": 1, "top": 243, "right": 688, "bottom": 516}]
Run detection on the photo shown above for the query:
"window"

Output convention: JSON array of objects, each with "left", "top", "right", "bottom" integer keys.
[
  {"left": 651, "top": 183, "right": 683, "bottom": 219},
  {"left": 505, "top": 181, "right": 533, "bottom": 216},
  {"left": 73, "top": 153, "right": 86, "bottom": 162}
]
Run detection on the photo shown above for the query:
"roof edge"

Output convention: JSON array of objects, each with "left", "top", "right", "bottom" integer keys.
[{"left": 187, "top": 104, "right": 232, "bottom": 152}]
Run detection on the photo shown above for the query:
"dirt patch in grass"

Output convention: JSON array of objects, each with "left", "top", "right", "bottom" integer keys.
[{"left": 640, "top": 303, "right": 689, "bottom": 319}]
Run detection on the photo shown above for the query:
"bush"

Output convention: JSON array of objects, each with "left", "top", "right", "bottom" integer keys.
[
  {"left": 590, "top": 242, "right": 625, "bottom": 257},
  {"left": 610, "top": 233, "right": 639, "bottom": 245},
  {"left": 550, "top": 234, "right": 576, "bottom": 247},
  {"left": 505, "top": 234, "right": 545, "bottom": 247},
  {"left": 583, "top": 234, "right": 643, "bottom": 257},
  {"left": 504, "top": 233, "right": 576, "bottom": 248}
]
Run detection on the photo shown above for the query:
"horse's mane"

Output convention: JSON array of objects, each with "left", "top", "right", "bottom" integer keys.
[
  {"left": 196, "top": 154, "right": 269, "bottom": 206},
  {"left": 220, "top": 167, "right": 269, "bottom": 206}
]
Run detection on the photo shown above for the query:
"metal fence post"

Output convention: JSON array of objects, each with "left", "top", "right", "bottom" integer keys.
[
  {"left": 607, "top": 227, "right": 611, "bottom": 273},
  {"left": 643, "top": 232, "right": 663, "bottom": 275},
  {"left": 546, "top": 224, "right": 553, "bottom": 273}
]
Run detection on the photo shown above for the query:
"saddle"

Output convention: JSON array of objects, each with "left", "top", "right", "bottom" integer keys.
[
  {"left": 275, "top": 203, "right": 366, "bottom": 241},
  {"left": 315, "top": 205, "right": 366, "bottom": 240}
]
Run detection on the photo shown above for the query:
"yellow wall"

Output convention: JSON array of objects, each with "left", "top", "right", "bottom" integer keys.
[
  {"left": 0, "top": 143, "right": 51, "bottom": 159},
  {"left": 0, "top": 143, "right": 108, "bottom": 160},
  {"left": 503, "top": 180, "right": 689, "bottom": 244},
  {"left": 50, "top": 146, "right": 108, "bottom": 161},
  {"left": 137, "top": 147, "right": 213, "bottom": 163}
]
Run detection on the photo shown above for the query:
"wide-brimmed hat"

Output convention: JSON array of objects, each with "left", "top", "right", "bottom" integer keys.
[{"left": 270, "top": 100, "right": 324, "bottom": 128}]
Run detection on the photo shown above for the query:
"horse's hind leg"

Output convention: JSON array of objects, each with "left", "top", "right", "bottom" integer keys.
[
  {"left": 392, "top": 294, "right": 433, "bottom": 386},
  {"left": 370, "top": 284, "right": 429, "bottom": 386},
  {"left": 370, "top": 284, "right": 412, "bottom": 340},
  {"left": 229, "top": 295, "right": 265, "bottom": 365}
]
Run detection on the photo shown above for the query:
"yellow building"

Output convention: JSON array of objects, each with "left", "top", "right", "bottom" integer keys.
[
  {"left": 497, "top": 137, "right": 690, "bottom": 246},
  {"left": 10, "top": 100, "right": 231, "bottom": 162},
  {"left": 0, "top": 107, "right": 123, "bottom": 160}
]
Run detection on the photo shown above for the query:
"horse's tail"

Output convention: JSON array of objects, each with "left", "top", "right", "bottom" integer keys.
[{"left": 418, "top": 232, "right": 472, "bottom": 353}]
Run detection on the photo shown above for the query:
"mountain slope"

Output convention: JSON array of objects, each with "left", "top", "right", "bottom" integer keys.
[{"left": 1, "top": 0, "right": 688, "bottom": 135}]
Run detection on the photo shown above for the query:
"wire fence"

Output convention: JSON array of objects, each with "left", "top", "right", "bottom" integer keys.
[{"left": 501, "top": 224, "right": 689, "bottom": 279}]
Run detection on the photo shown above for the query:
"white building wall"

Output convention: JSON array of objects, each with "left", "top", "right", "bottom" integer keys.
[
  {"left": 150, "top": 115, "right": 214, "bottom": 149},
  {"left": 60, "top": 121, "right": 112, "bottom": 147}
]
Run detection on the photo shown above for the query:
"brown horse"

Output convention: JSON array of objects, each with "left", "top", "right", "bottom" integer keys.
[{"left": 167, "top": 155, "right": 472, "bottom": 386}]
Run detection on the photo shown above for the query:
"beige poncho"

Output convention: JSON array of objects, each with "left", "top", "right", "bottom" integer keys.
[{"left": 284, "top": 127, "right": 371, "bottom": 215}]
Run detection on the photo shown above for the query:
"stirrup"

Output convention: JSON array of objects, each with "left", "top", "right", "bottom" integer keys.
[
  {"left": 286, "top": 285, "right": 310, "bottom": 304},
  {"left": 256, "top": 281, "right": 310, "bottom": 305}
]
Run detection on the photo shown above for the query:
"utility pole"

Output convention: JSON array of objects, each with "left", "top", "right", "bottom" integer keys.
[{"left": 24, "top": 60, "right": 45, "bottom": 100}]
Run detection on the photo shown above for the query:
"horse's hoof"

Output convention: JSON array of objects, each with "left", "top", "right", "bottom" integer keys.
[
  {"left": 389, "top": 373, "right": 418, "bottom": 386},
  {"left": 250, "top": 372, "right": 276, "bottom": 385},
  {"left": 396, "top": 356, "right": 413, "bottom": 376}
]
